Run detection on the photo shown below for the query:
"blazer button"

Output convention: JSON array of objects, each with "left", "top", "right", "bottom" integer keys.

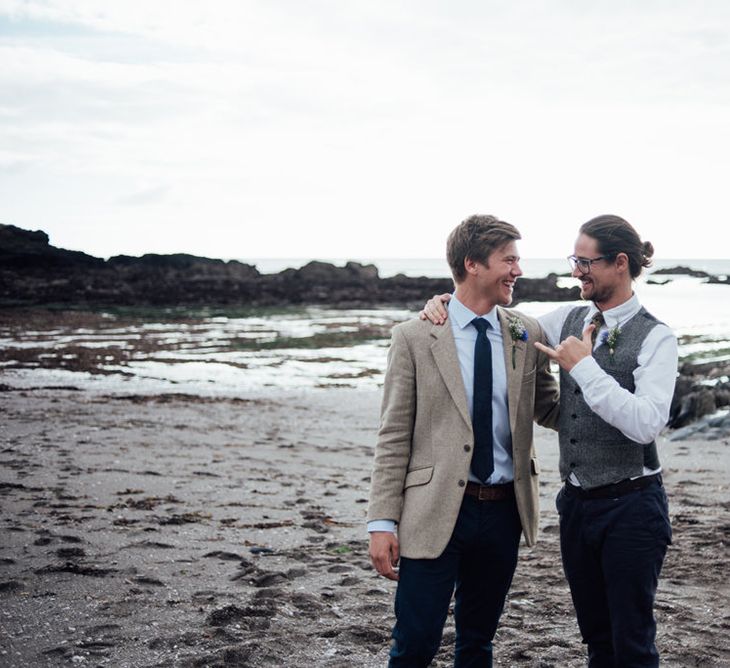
[
  {"left": 458, "top": 479, "right": 466, "bottom": 487},
  {"left": 464, "top": 445, "right": 471, "bottom": 452},
  {"left": 574, "top": 388, "right": 581, "bottom": 395},
  {"left": 571, "top": 413, "right": 577, "bottom": 419},
  {"left": 570, "top": 438, "right": 577, "bottom": 444},
  {"left": 569, "top": 462, "right": 576, "bottom": 469}
]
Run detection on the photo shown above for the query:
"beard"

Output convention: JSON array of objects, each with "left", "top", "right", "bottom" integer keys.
[{"left": 580, "top": 278, "right": 613, "bottom": 304}]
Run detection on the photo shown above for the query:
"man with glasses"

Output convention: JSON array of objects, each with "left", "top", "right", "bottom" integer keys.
[{"left": 421, "top": 214, "right": 677, "bottom": 667}]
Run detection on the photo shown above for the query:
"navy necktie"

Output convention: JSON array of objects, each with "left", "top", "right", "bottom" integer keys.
[{"left": 470, "top": 317, "right": 494, "bottom": 483}]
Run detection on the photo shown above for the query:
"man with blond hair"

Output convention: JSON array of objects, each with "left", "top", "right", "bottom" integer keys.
[{"left": 368, "top": 214, "right": 559, "bottom": 666}]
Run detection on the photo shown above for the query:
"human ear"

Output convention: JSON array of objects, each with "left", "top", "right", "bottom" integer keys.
[
  {"left": 615, "top": 252, "right": 629, "bottom": 272},
  {"left": 464, "top": 257, "right": 478, "bottom": 275}
]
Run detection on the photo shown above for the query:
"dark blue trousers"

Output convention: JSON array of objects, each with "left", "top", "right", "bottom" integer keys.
[
  {"left": 557, "top": 477, "right": 672, "bottom": 668},
  {"left": 388, "top": 494, "right": 522, "bottom": 667}
]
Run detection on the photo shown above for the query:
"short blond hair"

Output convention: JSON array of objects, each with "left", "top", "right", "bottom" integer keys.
[{"left": 446, "top": 215, "right": 521, "bottom": 283}]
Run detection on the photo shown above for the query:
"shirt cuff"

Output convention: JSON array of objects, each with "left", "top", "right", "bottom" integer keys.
[
  {"left": 569, "top": 354, "right": 602, "bottom": 386},
  {"left": 367, "top": 520, "right": 397, "bottom": 533}
]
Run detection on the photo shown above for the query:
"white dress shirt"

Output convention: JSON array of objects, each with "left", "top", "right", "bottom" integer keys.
[
  {"left": 447, "top": 294, "right": 514, "bottom": 485},
  {"left": 538, "top": 294, "right": 678, "bottom": 482}
]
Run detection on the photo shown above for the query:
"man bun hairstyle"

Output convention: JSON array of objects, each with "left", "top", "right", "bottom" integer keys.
[
  {"left": 446, "top": 214, "right": 521, "bottom": 283},
  {"left": 580, "top": 214, "right": 654, "bottom": 279}
]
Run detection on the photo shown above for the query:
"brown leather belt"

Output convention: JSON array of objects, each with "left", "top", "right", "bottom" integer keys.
[
  {"left": 565, "top": 473, "right": 661, "bottom": 500},
  {"left": 464, "top": 481, "right": 515, "bottom": 501}
]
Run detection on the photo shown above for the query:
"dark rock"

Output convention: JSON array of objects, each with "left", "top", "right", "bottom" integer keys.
[
  {"left": 110, "top": 253, "right": 225, "bottom": 269},
  {"left": 191, "top": 645, "right": 253, "bottom": 668},
  {"left": 249, "top": 546, "right": 274, "bottom": 555},
  {"left": 0, "top": 580, "right": 24, "bottom": 593},
  {"left": 56, "top": 547, "right": 86, "bottom": 560},
  {"left": 680, "top": 359, "right": 730, "bottom": 378},
  {"left": 206, "top": 605, "right": 248, "bottom": 626},
  {"left": 203, "top": 550, "right": 247, "bottom": 561},
  {"left": 33, "top": 561, "right": 117, "bottom": 577},
  {"left": 670, "top": 389, "right": 716, "bottom": 429},
  {"left": 0, "top": 224, "right": 103, "bottom": 271},
  {"left": 131, "top": 576, "right": 166, "bottom": 587},
  {"left": 252, "top": 571, "right": 288, "bottom": 587},
  {"left": 345, "top": 261, "right": 379, "bottom": 280},
  {"left": 669, "top": 358, "right": 730, "bottom": 430},
  {"left": 0, "top": 223, "right": 580, "bottom": 308}
]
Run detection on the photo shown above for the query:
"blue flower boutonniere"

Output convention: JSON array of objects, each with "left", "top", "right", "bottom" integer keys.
[
  {"left": 601, "top": 326, "right": 621, "bottom": 356},
  {"left": 507, "top": 316, "right": 529, "bottom": 369}
]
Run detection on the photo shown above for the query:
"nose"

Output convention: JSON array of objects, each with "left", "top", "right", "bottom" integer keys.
[
  {"left": 571, "top": 265, "right": 583, "bottom": 279},
  {"left": 512, "top": 261, "right": 523, "bottom": 277}
]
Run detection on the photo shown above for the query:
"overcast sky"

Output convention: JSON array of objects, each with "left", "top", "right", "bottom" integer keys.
[{"left": 1, "top": 1, "right": 729, "bottom": 261}]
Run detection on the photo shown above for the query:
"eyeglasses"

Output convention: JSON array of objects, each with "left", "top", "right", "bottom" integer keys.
[{"left": 567, "top": 255, "right": 614, "bottom": 274}]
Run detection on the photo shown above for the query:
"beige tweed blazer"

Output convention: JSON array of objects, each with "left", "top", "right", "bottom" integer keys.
[{"left": 368, "top": 307, "right": 559, "bottom": 559}]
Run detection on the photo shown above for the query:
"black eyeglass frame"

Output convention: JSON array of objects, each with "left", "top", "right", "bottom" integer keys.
[{"left": 567, "top": 254, "right": 615, "bottom": 274}]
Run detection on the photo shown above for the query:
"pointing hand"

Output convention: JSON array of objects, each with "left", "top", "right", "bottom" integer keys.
[{"left": 534, "top": 324, "right": 595, "bottom": 372}]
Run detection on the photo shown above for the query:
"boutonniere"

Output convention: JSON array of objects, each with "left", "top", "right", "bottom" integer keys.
[
  {"left": 601, "top": 326, "right": 621, "bottom": 356},
  {"left": 507, "top": 316, "right": 529, "bottom": 369}
]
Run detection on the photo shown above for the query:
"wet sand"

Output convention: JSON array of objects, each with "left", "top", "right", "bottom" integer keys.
[{"left": 1, "top": 386, "right": 729, "bottom": 667}]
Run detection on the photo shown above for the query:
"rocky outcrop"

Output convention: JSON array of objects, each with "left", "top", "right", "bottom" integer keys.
[
  {"left": 0, "top": 225, "right": 103, "bottom": 270},
  {"left": 0, "top": 223, "right": 580, "bottom": 308},
  {"left": 649, "top": 265, "right": 730, "bottom": 285},
  {"left": 652, "top": 266, "right": 712, "bottom": 278}
]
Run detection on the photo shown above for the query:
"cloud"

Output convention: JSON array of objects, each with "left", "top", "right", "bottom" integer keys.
[{"left": 1, "top": 1, "right": 729, "bottom": 258}]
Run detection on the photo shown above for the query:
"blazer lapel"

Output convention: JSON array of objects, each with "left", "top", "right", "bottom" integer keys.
[
  {"left": 498, "top": 307, "right": 526, "bottom": 434},
  {"left": 430, "top": 323, "right": 472, "bottom": 431}
]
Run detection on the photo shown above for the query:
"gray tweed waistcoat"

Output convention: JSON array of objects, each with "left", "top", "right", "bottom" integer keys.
[{"left": 558, "top": 305, "right": 662, "bottom": 489}]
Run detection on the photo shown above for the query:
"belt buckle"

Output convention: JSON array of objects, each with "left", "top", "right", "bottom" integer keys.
[{"left": 478, "top": 485, "right": 490, "bottom": 501}]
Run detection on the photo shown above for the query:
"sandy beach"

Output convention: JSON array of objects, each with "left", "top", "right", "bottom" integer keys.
[{"left": 1, "top": 382, "right": 729, "bottom": 667}]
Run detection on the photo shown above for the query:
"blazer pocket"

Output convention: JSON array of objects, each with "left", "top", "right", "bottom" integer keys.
[
  {"left": 404, "top": 466, "right": 434, "bottom": 489},
  {"left": 531, "top": 457, "right": 540, "bottom": 475}
]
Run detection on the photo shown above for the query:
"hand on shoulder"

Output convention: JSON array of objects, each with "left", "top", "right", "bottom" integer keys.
[{"left": 419, "top": 293, "right": 451, "bottom": 325}]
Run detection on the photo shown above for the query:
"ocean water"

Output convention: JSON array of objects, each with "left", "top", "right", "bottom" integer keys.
[
  {"left": 241, "top": 257, "right": 730, "bottom": 280},
  {"left": 1, "top": 262, "right": 728, "bottom": 395}
]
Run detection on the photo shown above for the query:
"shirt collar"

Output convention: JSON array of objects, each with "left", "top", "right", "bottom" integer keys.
[
  {"left": 449, "top": 293, "right": 500, "bottom": 331},
  {"left": 584, "top": 292, "right": 641, "bottom": 328}
]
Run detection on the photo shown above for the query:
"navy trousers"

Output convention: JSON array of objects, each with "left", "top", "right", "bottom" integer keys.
[
  {"left": 388, "top": 494, "right": 522, "bottom": 667},
  {"left": 557, "top": 477, "right": 672, "bottom": 668}
]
